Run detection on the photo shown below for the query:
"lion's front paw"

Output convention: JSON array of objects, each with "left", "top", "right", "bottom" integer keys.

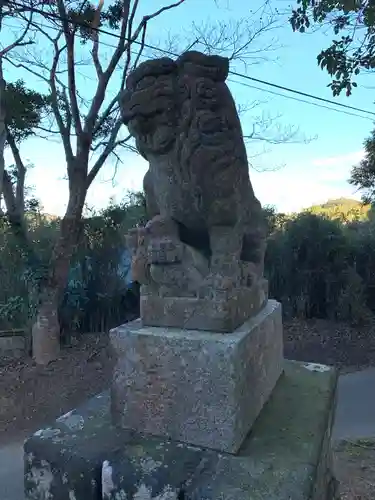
[
  {"left": 147, "top": 238, "right": 183, "bottom": 265},
  {"left": 198, "top": 272, "right": 235, "bottom": 299}
]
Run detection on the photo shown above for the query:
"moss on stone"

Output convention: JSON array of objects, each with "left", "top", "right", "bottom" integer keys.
[
  {"left": 241, "top": 360, "right": 337, "bottom": 457},
  {"left": 194, "top": 360, "right": 338, "bottom": 499},
  {"left": 25, "top": 361, "right": 337, "bottom": 500}
]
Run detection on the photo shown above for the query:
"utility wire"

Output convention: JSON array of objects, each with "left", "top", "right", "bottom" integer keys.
[
  {"left": 6, "top": 0, "right": 375, "bottom": 119},
  {"left": 228, "top": 78, "right": 375, "bottom": 122},
  {"left": 230, "top": 71, "right": 375, "bottom": 118},
  {"left": 9, "top": 17, "right": 365, "bottom": 121}
]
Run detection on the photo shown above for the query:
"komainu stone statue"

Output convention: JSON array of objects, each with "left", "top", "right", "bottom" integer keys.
[{"left": 120, "top": 51, "right": 268, "bottom": 332}]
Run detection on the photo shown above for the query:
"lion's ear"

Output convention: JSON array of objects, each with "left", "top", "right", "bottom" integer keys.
[
  {"left": 177, "top": 51, "right": 229, "bottom": 82},
  {"left": 126, "top": 57, "right": 176, "bottom": 91}
]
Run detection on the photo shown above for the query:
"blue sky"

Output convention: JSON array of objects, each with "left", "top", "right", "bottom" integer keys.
[{"left": 3, "top": 0, "right": 375, "bottom": 215}]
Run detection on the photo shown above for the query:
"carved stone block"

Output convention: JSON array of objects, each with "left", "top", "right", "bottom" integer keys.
[
  {"left": 141, "top": 279, "right": 268, "bottom": 332},
  {"left": 119, "top": 51, "right": 269, "bottom": 330},
  {"left": 110, "top": 300, "right": 283, "bottom": 453}
]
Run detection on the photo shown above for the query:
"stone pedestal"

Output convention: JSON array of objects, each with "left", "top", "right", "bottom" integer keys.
[
  {"left": 110, "top": 299, "right": 283, "bottom": 453},
  {"left": 140, "top": 279, "right": 269, "bottom": 332},
  {"left": 24, "top": 361, "right": 339, "bottom": 500}
]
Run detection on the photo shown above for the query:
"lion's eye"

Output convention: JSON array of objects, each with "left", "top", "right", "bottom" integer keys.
[
  {"left": 196, "top": 81, "right": 215, "bottom": 99},
  {"left": 136, "top": 76, "right": 156, "bottom": 90}
]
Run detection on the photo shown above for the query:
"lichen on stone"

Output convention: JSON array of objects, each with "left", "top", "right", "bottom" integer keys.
[
  {"left": 102, "top": 460, "right": 115, "bottom": 499},
  {"left": 139, "top": 457, "right": 162, "bottom": 473},
  {"left": 68, "top": 490, "right": 77, "bottom": 500},
  {"left": 26, "top": 461, "right": 54, "bottom": 500},
  {"left": 57, "top": 412, "right": 85, "bottom": 431},
  {"left": 131, "top": 483, "right": 178, "bottom": 500},
  {"left": 303, "top": 363, "right": 332, "bottom": 373},
  {"left": 33, "top": 427, "right": 61, "bottom": 440}
]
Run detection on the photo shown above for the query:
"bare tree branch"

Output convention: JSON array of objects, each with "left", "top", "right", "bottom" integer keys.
[
  {"left": 91, "top": 20, "right": 103, "bottom": 77},
  {"left": 82, "top": 1, "right": 131, "bottom": 136},
  {"left": 0, "top": 9, "right": 34, "bottom": 57},
  {"left": 0, "top": 6, "right": 34, "bottom": 201},
  {"left": 56, "top": 0, "right": 82, "bottom": 137},
  {"left": 49, "top": 31, "right": 74, "bottom": 163},
  {"left": 86, "top": 116, "right": 122, "bottom": 187},
  {"left": 4, "top": 56, "right": 48, "bottom": 82}
]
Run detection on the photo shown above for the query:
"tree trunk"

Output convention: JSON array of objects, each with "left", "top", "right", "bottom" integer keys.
[
  {"left": 0, "top": 61, "right": 6, "bottom": 202},
  {"left": 31, "top": 287, "right": 60, "bottom": 365},
  {"left": 32, "top": 187, "right": 85, "bottom": 365}
]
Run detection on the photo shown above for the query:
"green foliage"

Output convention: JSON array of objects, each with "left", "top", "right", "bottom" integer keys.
[
  {"left": 307, "top": 198, "right": 370, "bottom": 222},
  {"left": 4, "top": 192, "right": 375, "bottom": 332},
  {"left": 266, "top": 213, "right": 351, "bottom": 319},
  {"left": 60, "top": 193, "right": 146, "bottom": 333},
  {"left": 0, "top": 216, "right": 44, "bottom": 330},
  {"left": 350, "top": 128, "right": 375, "bottom": 204},
  {"left": 265, "top": 205, "right": 375, "bottom": 323},
  {"left": 0, "top": 192, "right": 146, "bottom": 333},
  {"left": 263, "top": 205, "right": 289, "bottom": 235},
  {"left": 290, "top": 0, "right": 375, "bottom": 95},
  {"left": 4, "top": 80, "right": 50, "bottom": 142},
  {"left": 62, "top": 0, "right": 126, "bottom": 42}
]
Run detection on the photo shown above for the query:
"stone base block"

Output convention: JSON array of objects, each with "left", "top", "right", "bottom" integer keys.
[
  {"left": 140, "top": 279, "right": 268, "bottom": 332},
  {"left": 0, "top": 331, "right": 28, "bottom": 365},
  {"left": 24, "top": 361, "right": 339, "bottom": 500},
  {"left": 110, "top": 299, "right": 283, "bottom": 453}
]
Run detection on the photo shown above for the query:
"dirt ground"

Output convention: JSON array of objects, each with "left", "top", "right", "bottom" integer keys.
[
  {"left": 284, "top": 317, "right": 375, "bottom": 372},
  {"left": 2, "top": 318, "right": 375, "bottom": 441},
  {"left": 0, "top": 333, "right": 114, "bottom": 444},
  {"left": 1, "top": 318, "right": 375, "bottom": 497},
  {"left": 334, "top": 439, "right": 375, "bottom": 499}
]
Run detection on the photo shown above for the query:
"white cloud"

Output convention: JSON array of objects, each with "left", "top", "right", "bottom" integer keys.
[
  {"left": 26, "top": 151, "right": 148, "bottom": 216},
  {"left": 311, "top": 150, "right": 364, "bottom": 168},
  {"left": 251, "top": 150, "right": 363, "bottom": 213}
]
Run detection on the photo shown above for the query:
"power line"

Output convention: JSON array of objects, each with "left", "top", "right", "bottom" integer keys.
[
  {"left": 6, "top": 0, "right": 375, "bottom": 119},
  {"left": 10, "top": 16, "right": 366, "bottom": 121},
  {"left": 228, "top": 78, "right": 374, "bottom": 122},
  {"left": 230, "top": 71, "right": 375, "bottom": 118}
]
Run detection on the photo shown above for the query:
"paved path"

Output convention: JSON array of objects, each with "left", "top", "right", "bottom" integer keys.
[
  {"left": 2, "top": 367, "right": 375, "bottom": 499},
  {"left": 0, "top": 439, "right": 25, "bottom": 500},
  {"left": 332, "top": 367, "right": 375, "bottom": 441}
]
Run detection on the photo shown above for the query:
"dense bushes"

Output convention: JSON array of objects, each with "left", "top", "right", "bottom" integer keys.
[
  {"left": 1, "top": 195, "right": 375, "bottom": 334},
  {"left": 0, "top": 193, "right": 146, "bottom": 334},
  {"left": 265, "top": 210, "right": 375, "bottom": 323}
]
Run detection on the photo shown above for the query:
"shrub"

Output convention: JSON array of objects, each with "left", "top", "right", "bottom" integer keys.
[{"left": 265, "top": 212, "right": 370, "bottom": 322}]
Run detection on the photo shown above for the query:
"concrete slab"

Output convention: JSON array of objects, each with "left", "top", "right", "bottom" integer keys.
[
  {"left": 3, "top": 365, "right": 375, "bottom": 499},
  {"left": 23, "top": 361, "right": 338, "bottom": 500},
  {"left": 332, "top": 367, "right": 375, "bottom": 441},
  {"left": 0, "top": 440, "right": 24, "bottom": 500}
]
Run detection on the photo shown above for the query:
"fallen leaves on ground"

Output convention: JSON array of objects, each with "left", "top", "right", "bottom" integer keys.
[
  {"left": 334, "top": 439, "right": 375, "bottom": 499},
  {"left": 1, "top": 317, "right": 375, "bottom": 447},
  {"left": 0, "top": 333, "right": 114, "bottom": 445}
]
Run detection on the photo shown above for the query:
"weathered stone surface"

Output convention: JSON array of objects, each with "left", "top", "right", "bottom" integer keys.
[
  {"left": 110, "top": 299, "right": 283, "bottom": 453},
  {"left": 0, "top": 333, "right": 27, "bottom": 364},
  {"left": 140, "top": 278, "right": 268, "bottom": 332},
  {"left": 24, "top": 390, "right": 214, "bottom": 500},
  {"left": 101, "top": 442, "right": 208, "bottom": 500},
  {"left": 184, "top": 361, "right": 339, "bottom": 500},
  {"left": 24, "top": 391, "right": 115, "bottom": 500},
  {"left": 119, "top": 50, "right": 267, "bottom": 329},
  {"left": 24, "top": 361, "right": 338, "bottom": 500}
]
